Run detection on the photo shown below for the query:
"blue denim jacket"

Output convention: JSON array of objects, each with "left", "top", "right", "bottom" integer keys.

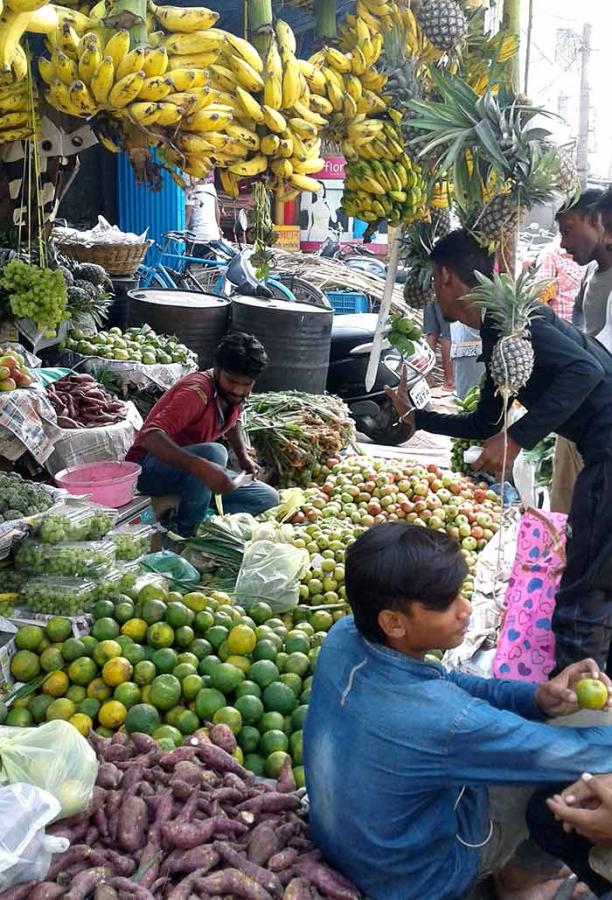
[{"left": 304, "top": 617, "right": 612, "bottom": 900}]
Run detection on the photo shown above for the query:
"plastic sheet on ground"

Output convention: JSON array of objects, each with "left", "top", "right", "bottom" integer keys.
[
  {"left": 45, "top": 400, "right": 143, "bottom": 475},
  {"left": 0, "top": 720, "right": 97, "bottom": 818},
  {"left": 59, "top": 349, "right": 198, "bottom": 392},
  {"left": 0, "top": 783, "right": 67, "bottom": 890},
  {"left": 444, "top": 506, "right": 522, "bottom": 677}
]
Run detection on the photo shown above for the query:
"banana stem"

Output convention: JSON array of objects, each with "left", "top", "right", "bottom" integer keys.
[
  {"left": 315, "top": 0, "right": 337, "bottom": 41},
  {"left": 104, "top": 0, "right": 147, "bottom": 46},
  {"left": 248, "top": 0, "right": 273, "bottom": 57}
]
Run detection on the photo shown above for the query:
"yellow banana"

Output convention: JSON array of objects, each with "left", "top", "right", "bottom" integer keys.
[
  {"left": 297, "top": 59, "right": 326, "bottom": 94},
  {"left": 183, "top": 107, "right": 232, "bottom": 132},
  {"left": 286, "top": 127, "right": 307, "bottom": 162},
  {"left": 293, "top": 99, "right": 326, "bottom": 127},
  {"left": 325, "top": 46, "right": 351, "bottom": 74},
  {"left": 309, "top": 93, "right": 333, "bottom": 116},
  {"left": 104, "top": 29, "right": 129, "bottom": 68},
  {"left": 229, "top": 154, "right": 267, "bottom": 177},
  {"left": 228, "top": 54, "right": 263, "bottom": 92},
  {"left": 277, "top": 137, "right": 293, "bottom": 158},
  {"left": 38, "top": 55, "right": 54, "bottom": 83},
  {"left": 275, "top": 20, "right": 296, "bottom": 55},
  {"left": 290, "top": 172, "right": 321, "bottom": 193},
  {"left": 261, "top": 104, "right": 286, "bottom": 133},
  {"left": 355, "top": 16, "right": 371, "bottom": 45},
  {"left": 184, "top": 156, "right": 212, "bottom": 179},
  {"left": 324, "top": 74, "right": 343, "bottom": 111},
  {"left": 225, "top": 32, "right": 262, "bottom": 73},
  {"left": 90, "top": 54, "right": 113, "bottom": 103},
  {"left": 142, "top": 45, "right": 168, "bottom": 76},
  {"left": 54, "top": 6, "right": 93, "bottom": 34},
  {"left": 128, "top": 100, "right": 160, "bottom": 125},
  {"left": 78, "top": 38, "right": 102, "bottom": 82},
  {"left": 281, "top": 54, "right": 300, "bottom": 109},
  {"left": 54, "top": 20, "right": 79, "bottom": 56},
  {"left": 108, "top": 69, "right": 145, "bottom": 108},
  {"left": 343, "top": 94, "right": 357, "bottom": 118},
  {"left": 235, "top": 84, "right": 264, "bottom": 123},
  {"left": 292, "top": 156, "right": 325, "bottom": 175},
  {"left": 5, "top": 0, "right": 46, "bottom": 12},
  {"left": 88, "top": 0, "right": 108, "bottom": 22},
  {"left": 138, "top": 73, "right": 172, "bottom": 101},
  {"left": 370, "top": 32, "right": 383, "bottom": 63},
  {"left": 209, "top": 62, "right": 235, "bottom": 92},
  {"left": 263, "top": 74, "right": 282, "bottom": 111},
  {"left": 264, "top": 40, "right": 282, "bottom": 80},
  {"left": 97, "top": 131, "right": 122, "bottom": 152},
  {"left": 46, "top": 77, "right": 73, "bottom": 112},
  {"left": 0, "top": 91, "right": 26, "bottom": 112},
  {"left": 154, "top": 101, "right": 183, "bottom": 125},
  {"left": 0, "top": 8, "right": 31, "bottom": 71},
  {"left": 260, "top": 133, "right": 280, "bottom": 156},
  {"left": 68, "top": 79, "right": 97, "bottom": 114},
  {"left": 150, "top": 3, "right": 219, "bottom": 32},
  {"left": 219, "top": 168, "right": 239, "bottom": 198},
  {"left": 115, "top": 46, "right": 146, "bottom": 80},
  {"left": 345, "top": 74, "right": 362, "bottom": 102},
  {"left": 226, "top": 122, "right": 259, "bottom": 148},
  {"left": 163, "top": 29, "right": 224, "bottom": 56},
  {"left": 166, "top": 66, "right": 197, "bottom": 91},
  {"left": 167, "top": 51, "right": 216, "bottom": 69},
  {"left": 178, "top": 133, "right": 215, "bottom": 153},
  {"left": 26, "top": 2, "right": 57, "bottom": 32},
  {"left": 0, "top": 124, "right": 36, "bottom": 143},
  {"left": 288, "top": 116, "right": 318, "bottom": 140},
  {"left": 51, "top": 47, "right": 78, "bottom": 84},
  {"left": 351, "top": 46, "right": 367, "bottom": 75},
  {"left": 167, "top": 86, "right": 213, "bottom": 111},
  {"left": 271, "top": 158, "right": 292, "bottom": 178}
]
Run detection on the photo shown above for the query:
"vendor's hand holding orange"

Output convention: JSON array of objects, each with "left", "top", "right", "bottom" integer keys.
[{"left": 535, "top": 659, "right": 612, "bottom": 718}]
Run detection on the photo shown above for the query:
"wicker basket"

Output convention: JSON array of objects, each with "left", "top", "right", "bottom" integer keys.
[{"left": 54, "top": 238, "right": 152, "bottom": 275}]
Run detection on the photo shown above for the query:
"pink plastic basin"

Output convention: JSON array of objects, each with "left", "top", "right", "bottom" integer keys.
[{"left": 54, "top": 461, "right": 142, "bottom": 508}]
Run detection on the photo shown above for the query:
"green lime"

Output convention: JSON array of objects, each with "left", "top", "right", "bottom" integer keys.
[
  {"left": 182, "top": 591, "right": 208, "bottom": 612},
  {"left": 195, "top": 610, "right": 215, "bottom": 633},
  {"left": 177, "top": 651, "right": 199, "bottom": 667},
  {"left": 80, "top": 636, "right": 98, "bottom": 655},
  {"left": 209, "top": 662, "right": 245, "bottom": 694},
  {"left": 6, "top": 707, "right": 33, "bottom": 727},
  {"left": 46, "top": 697, "right": 75, "bottom": 721},
  {"left": 293, "top": 765, "right": 305, "bottom": 788},
  {"left": 121, "top": 618, "right": 148, "bottom": 643},
  {"left": 91, "top": 618, "right": 120, "bottom": 641},
  {"left": 164, "top": 705, "right": 186, "bottom": 728},
  {"left": 213, "top": 610, "right": 233, "bottom": 629},
  {"left": 29, "top": 694, "right": 54, "bottom": 723},
  {"left": 280, "top": 673, "right": 303, "bottom": 698},
  {"left": 123, "top": 643, "right": 146, "bottom": 666},
  {"left": 92, "top": 600, "right": 115, "bottom": 620},
  {"left": 182, "top": 674, "right": 203, "bottom": 701},
  {"left": 138, "top": 583, "right": 167, "bottom": 604},
  {"left": 264, "top": 750, "right": 291, "bottom": 779},
  {"left": 45, "top": 616, "right": 72, "bottom": 642},
  {"left": 295, "top": 622, "right": 314, "bottom": 636},
  {"left": 141, "top": 598, "right": 167, "bottom": 625},
  {"left": 174, "top": 625, "right": 195, "bottom": 648},
  {"left": 212, "top": 705, "right": 242, "bottom": 735},
  {"left": 40, "top": 646, "right": 64, "bottom": 673},
  {"left": 238, "top": 725, "right": 260, "bottom": 753},
  {"left": 260, "top": 729, "right": 289, "bottom": 757},
  {"left": 235, "top": 693, "right": 264, "bottom": 725},
  {"left": 263, "top": 682, "right": 297, "bottom": 715},
  {"left": 285, "top": 652, "right": 310, "bottom": 678},
  {"left": 166, "top": 591, "right": 183, "bottom": 604},
  {"left": 217, "top": 640, "right": 230, "bottom": 662},
  {"left": 114, "top": 682, "right": 141, "bottom": 708},
  {"left": 147, "top": 622, "right": 175, "bottom": 649},
  {"left": 15, "top": 625, "right": 44, "bottom": 651},
  {"left": 252, "top": 640, "right": 278, "bottom": 662},
  {"left": 285, "top": 631, "right": 310, "bottom": 655},
  {"left": 152, "top": 724, "right": 182, "bottom": 747},
  {"left": 301, "top": 689, "right": 312, "bottom": 705},
  {"left": 165, "top": 602, "right": 194, "bottom": 629},
  {"left": 133, "top": 660, "right": 156, "bottom": 686},
  {"left": 61, "top": 637, "right": 87, "bottom": 662},
  {"left": 235, "top": 679, "right": 262, "bottom": 699},
  {"left": 172, "top": 662, "right": 196, "bottom": 681},
  {"left": 96, "top": 726, "right": 114, "bottom": 738},
  {"left": 177, "top": 709, "right": 199, "bottom": 735},
  {"left": 259, "top": 710, "right": 285, "bottom": 733},
  {"left": 198, "top": 655, "right": 220, "bottom": 677},
  {"left": 206, "top": 625, "right": 229, "bottom": 650},
  {"left": 310, "top": 610, "right": 334, "bottom": 631},
  {"left": 195, "top": 687, "right": 226, "bottom": 721},
  {"left": 149, "top": 674, "right": 181, "bottom": 711},
  {"left": 276, "top": 652, "right": 288, "bottom": 674},
  {"left": 65, "top": 684, "right": 87, "bottom": 703},
  {"left": 152, "top": 648, "right": 178, "bottom": 674},
  {"left": 68, "top": 657, "right": 98, "bottom": 686},
  {"left": 125, "top": 703, "right": 161, "bottom": 735},
  {"left": 78, "top": 697, "right": 101, "bottom": 718},
  {"left": 243, "top": 753, "right": 264, "bottom": 776},
  {"left": 291, "top": 704, "right": 309, "bottom": 730},
  {"left": 247, "top": 601, "right": 273, "bottom": 625},
  {"left": 92, "top": 639, "right": 122, "bottom": 667},
  {"left": 248, "top": 659, "right": 280, "bottom": 689},
  {"left": 114, "top": 600, "right": 135, "bottom": 624},
  {"left": 290, "top": 729, "right": 303, "bottom": 764},
  {"left": 189, "top": 638, "right": 212, "bottom": 660},
  {"left": 227, "top": 624, "right": 256, "bottom": 656},
  {"left": 116, "top": 635, "right": 134, "bottom": 652}
]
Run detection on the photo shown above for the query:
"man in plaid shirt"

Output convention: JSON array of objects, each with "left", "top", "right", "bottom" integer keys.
[{"left": 535, "top": 240, "right": 585, "bottom": 321}]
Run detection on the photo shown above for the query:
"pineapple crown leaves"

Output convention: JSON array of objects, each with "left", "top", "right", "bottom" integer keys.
[{"left": 463, "top": 268, "right": 552, "bottom": 337}]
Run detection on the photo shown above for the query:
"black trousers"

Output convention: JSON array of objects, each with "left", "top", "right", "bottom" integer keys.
[
  {"left": 551, "top": 454, "right": 612, "bottom": 674},
  {"left": 526, "top": 788, "right": 612, "bottom": 896}
]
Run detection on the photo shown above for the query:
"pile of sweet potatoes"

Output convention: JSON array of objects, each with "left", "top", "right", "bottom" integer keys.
[
  {"left": 47, "top": 374, "right": 126, "bottom": 429},
  {"left": 0, "top": 726, "right": 360, "bottom": 900}
]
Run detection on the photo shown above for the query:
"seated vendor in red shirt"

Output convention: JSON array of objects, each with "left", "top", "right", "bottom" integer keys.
[{"left": 126, "top": 331, "right": 278, "bottom": 536}]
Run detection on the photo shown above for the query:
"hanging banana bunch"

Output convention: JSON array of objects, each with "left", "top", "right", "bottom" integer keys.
[{"left": 0, "top": 0, "right": 58, "bottom": 86}]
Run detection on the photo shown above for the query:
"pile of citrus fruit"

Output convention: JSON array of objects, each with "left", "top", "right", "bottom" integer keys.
[{"left": 7, "top": 580, "right": 346, "bottom": 783}]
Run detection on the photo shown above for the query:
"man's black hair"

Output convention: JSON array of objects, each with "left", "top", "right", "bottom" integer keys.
[
  {"left": 555, "top": 189, "right": 603, "bottom": 221},
  {"left": 429, "top": 229, "right": 494, "bottom": 287},
  {"left": 344, "top": 522, "right": 468, "bottom": 643},
  {"left": 595, "top": 188, "right": 612, "bottom": 220},
  {"left": 214, "top": 332, "right": 268, "bottom": 380}
]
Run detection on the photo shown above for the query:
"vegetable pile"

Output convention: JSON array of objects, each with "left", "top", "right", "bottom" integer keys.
[
  {"left": 244, "top": 393, "right": 356, "bottom": 488},
  {"left": 47, "top": 374, "right": 127, "bottom": 429},
  {"left": 64, "top": 327, "right": 193, "bottom": 367},
  {"left": 0, "top": 472, "right": 54, "bottom": 524},
  {"left": 2, "top": 729, "right": 360, "bottom": 900},
  {"left": 0, "top": 348, "right": 34, "bottom": 392}
]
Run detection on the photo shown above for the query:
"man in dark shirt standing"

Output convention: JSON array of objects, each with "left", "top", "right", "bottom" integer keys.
[{"left": 386, "top": 229, "right": 612, "bottom": 672}]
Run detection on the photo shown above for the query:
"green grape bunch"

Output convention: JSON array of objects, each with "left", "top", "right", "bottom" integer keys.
[{"left": 0, "top": 259, "right": 68, "bottom": 334}]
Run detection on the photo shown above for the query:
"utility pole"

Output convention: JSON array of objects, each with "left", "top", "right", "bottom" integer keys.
[
  {"left": 577, "top": 22, "right": 592, "bottom": 188},
  {"left": 502, "top": 0, "right": 521, "bottom": 92},
  {"left": 524, "top": 0, "right": 534, "bottom": 94}
]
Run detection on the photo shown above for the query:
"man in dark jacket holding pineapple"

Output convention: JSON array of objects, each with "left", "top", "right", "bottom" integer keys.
[{"left": 386, "top": 228, "right": 612, "bottom": 674}]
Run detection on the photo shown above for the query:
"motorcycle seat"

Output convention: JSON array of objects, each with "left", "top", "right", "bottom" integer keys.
[{"left": 330, "top": 313, "right": 378, "bottom": 361}]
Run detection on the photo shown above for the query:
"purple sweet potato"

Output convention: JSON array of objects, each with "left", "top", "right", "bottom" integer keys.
[
  {"left": 176, "top": 791, "right": 199, "bottom": 822},
  {"left": 161, "top": 818, "right": 215, "bottom": 849},
  {"left": 47, "top": 845, "right": 91, "bottom": 880},
  {"left": 0, "top": 884, "right": 40, "bottom": 900},
  {"left": 161, "top": 845, "right": 220, "bottom": 877},
  {"left": 193, "top": 868, "right": 273, "bottom": 900},
  {"left": 173, "top": 761, "right": 202, "bottom": 785},
  {"left": 97, "top": 762, "right": 122, "bottom": 790},
  {"left": 29, "top": 885, "right": 66, "bottom": 900},
  {"left": 121, "top": 765, "right": 146, "bottom": 793},
  {"left": 292, "top": 860, "right": 360, "bottom": 900},
  {"left": 276, "top": 757, "right": 297, "bottom": 794},
  {"left": 166, "top": 868, "right": 210, "bottom": 900},
  {"left": 238, "top": 793, "right": 300, "bottom": 814},
  {"left": 103, "top": 744, "right": 132, "bottom": 763},
  {"left": 283, "top": 879, "right": 313, "bottom": 900},
  {"left": 209, "top": 723, "right": 237, "bottom": 753},
  {"left": 129, "top": 733, "right": 158, "bottom": 755},
  {"left": 213, "top": 843, "right": 282, "bottom": 895},
  {"left": 152, "top": 787, "right": 174, "bottom": 839},
  {"left": 268, "top": 848, "right": 299, "bottom": 872},
  {"left": 169, "top": 779, "right": 192, "bottom": 801},
  {"left": 88, "top": 730, "right": 111, "bottom": 759},
  {"left": 117, "top": 795, "right": 148, "bottom": 852},
  {"left": 93, "top": 804, "right": 109, "bottom": 840},
  {"left": 90, "top": 848, "right": 137, "bottom": 878},
  {"left": 108, "top": 878, "right": 155, "bottom": 900},
  {"left": 111, "top": 731, "right": 128, "bottom": 746},
  {"left": 63, "top": 867, "right": 111, "bottom": 900},
  {"left": 159, "top": 747, "right": 197, "bottom": 769},
  {"left": 247, "top": 822, "right": 281, "bottom": 866},
  {"left": 94, "top": 888, "right": 119, "bottom": 900},
  {"left": 195, "top": 741, "right": 251, "bottom": 778}
]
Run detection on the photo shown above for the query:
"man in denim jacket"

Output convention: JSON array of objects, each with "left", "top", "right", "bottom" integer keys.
[{"left": 304, "top": 523, "right": 612, "bottom": 900}]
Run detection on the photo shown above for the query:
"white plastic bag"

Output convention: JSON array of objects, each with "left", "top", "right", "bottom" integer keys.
[
  {"left": 0, "top": 720, "right": 97, "bottom": 818},
  {"left": 0, "top": 782, "right": 69, "bottom": 890},
  {"left": 235, "top": 540, "right": 310, "bottom": 613}
]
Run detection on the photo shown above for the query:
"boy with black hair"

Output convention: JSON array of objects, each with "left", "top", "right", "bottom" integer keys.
[
  {"left": 127, "top": 331, "right": 278, "bottom": 535},
  {"left": 304, "top": 523, "right": 612, "bottom": 900},
  {"left": 385, "top": 229, "right": 612, "bottom": 675}
]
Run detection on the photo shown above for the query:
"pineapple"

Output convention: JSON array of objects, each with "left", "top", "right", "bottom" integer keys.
[
  {"left": 464, "top": 269, "right": 549, "bottom": 398},
  {"left": 378, "top": 25, "right": 424, "bottom": 146},
  {"left": 404, "top": 271, "right": 435, "bottom": 310},
  {"left": 400, "top": 218, "right": 449, "bottom": 310},
  {"left": 469, "top": 192, "right": 519, "bottom": 247},
  {"left": 430, "top": 206, "right": 452, "bottom": 235},
  {"left": 554, "top": 144, "right": 580, "bottom": 194},
  {"left": 415, "top": 0, "right": 468, "bottom": 51}
]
